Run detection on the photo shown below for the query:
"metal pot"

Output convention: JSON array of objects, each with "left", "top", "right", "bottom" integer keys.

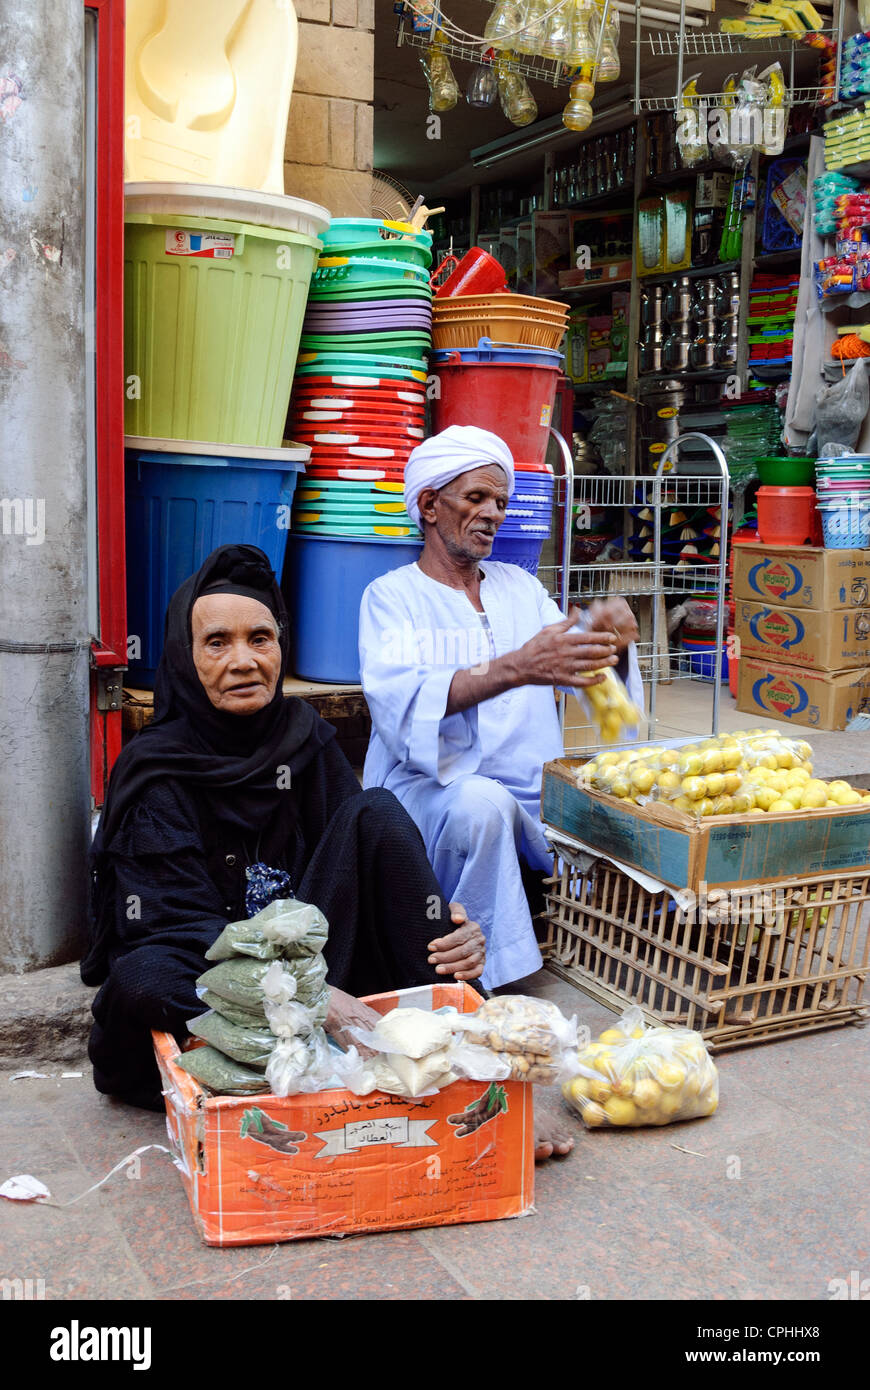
[
  {"left": 689, "top": 328, "right": 718, "bottom": 370},
  {"left": 715, "top": 271, "right": 741, "bottom": 320},
  {"left": 715, "top": 321, "right": 740, "bottom": 367},
  {"left": 663, "top": 276, "right": 693, "bottom": 324},
  {"left": 641, "top": 285, "right": 665, "bottom": 328},
  {"left": 692, "top": 278, "right": 719, "bottom": 320},
  {"left": 662, "top": 329, "right": 692, "bottom": 372},
  {"left": 638, "top": 340, "right": 663, "bottom": 374},
  {"left": 641, "top": 321, "right": 667, "bottom": 346}
]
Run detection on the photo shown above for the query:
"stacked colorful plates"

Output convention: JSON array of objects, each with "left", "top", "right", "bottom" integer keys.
[
  {"left": 816, "top": 455, "right": 870, "bottom": 548},
  {"left": 292, "top": 476, "right": 421, "bottom": 539}
]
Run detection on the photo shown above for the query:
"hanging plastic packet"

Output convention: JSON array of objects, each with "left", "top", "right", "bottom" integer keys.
[
  {"left": 590, "top": 1, "right": 620, "bottom": 82},
  {"left": 756, "top": 62, "right": 787, "bottom": 156},
  {"left": 497, "top": 55, "right": 538, "bottom": 126},
  {"left": 727, "top": 67, "right": 764, "bottom": 167},
  {"left": 422, "top": 34, "right": 459, "bottom": 113},
  {"left": 204, "top": 898, "right": 328, "bottom": 963},
  {"left": 675, "top": 74, "right": 708, "bottom": 167},
  {"left": 709, "top": 72, "right": 738, "bottom": 162}
]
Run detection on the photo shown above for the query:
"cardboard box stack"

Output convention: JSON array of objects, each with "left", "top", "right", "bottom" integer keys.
[{"left": 734, "top": 542, "right": 870, "bottom": 729}]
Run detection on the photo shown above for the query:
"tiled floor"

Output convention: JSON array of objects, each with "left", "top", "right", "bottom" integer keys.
[{"left": 3, "top": 684, "right": 868, "bottom": 1301}]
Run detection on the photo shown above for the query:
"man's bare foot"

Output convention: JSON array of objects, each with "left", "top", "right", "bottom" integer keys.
[{"left": 535, "top": 1124, "right": 575, "bottom": 1162}]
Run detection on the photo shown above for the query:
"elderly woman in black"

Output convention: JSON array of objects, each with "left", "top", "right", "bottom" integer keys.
[{"left": 82, "top": 544, "right": 485, "bottom": 1109}]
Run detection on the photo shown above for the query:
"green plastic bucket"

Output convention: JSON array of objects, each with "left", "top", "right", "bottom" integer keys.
[{"left": 124, "top": 211, "right": 322, "bottom": 447}]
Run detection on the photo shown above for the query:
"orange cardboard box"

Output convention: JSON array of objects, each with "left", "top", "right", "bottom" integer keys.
[{"left": 153, "top": 982, "right": 534, "bottom": 1247}]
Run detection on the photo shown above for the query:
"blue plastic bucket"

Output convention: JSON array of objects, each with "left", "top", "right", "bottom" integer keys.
[
  {"left": 125, "top": 442, "right": 306, "bottom": 685},
  {"left": 680, "top": 636, "right": 729, "bottom": 682},
  {"left": 432, "top": 338, "right": 564, "bottom": 367},
  {"left": 489, "top": 534, "right": 545, "bottom": 572},
  {"left": 284, "top": 532, "right": 423, "bottom": 682},
  {"left": 817, "top": 498, "right": 870, "bottom": 549}
]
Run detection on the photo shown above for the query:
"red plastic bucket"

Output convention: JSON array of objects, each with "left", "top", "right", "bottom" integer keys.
[
  {"left": 434, "top": 247, "right": 508, "bottom": 298},
  {"left": 756, "top": 487, "right": 817, "bottom": 547},
  {"left": 432, "top": 359, "right": 560, "bottom": 469}
]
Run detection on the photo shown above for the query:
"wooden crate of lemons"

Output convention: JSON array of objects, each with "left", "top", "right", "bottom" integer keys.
[
  {"left": 578, "top": 728, "right": 870, "bottom": 818},
  {"left": 562, "top": 1009, "right": 719, "bottom": 1130}
]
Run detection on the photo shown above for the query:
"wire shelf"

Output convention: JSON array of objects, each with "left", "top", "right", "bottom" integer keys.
[
  {"left": 635, "top": 86, "right": 829, "bottom": 111},
  {"left": 397, "top": 25, "right": 571, "bottom": 86},
  {"left": 560, "top": 473, "right": 728, "bottom": 508},
  {"left": 640, "top": 29, "right": 836, "bottom": 57}
]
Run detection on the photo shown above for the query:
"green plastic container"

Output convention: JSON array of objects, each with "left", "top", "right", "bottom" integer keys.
[
  {"left": 756, "top": 456, "right": 816, "bottom": 486},
  {"left": 125, "top": 211, "right": 322, "bottom": 447}
]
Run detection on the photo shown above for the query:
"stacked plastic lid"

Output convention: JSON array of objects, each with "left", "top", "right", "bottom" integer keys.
[
  {"left": 815, "top": 455, "right": 870, "bottom": 548},
  {"left": 290, "top": 219, "right": 433, "bottom": 533},
  {"left": 298, "top": 217, "right": 433, "bottom": 382}
]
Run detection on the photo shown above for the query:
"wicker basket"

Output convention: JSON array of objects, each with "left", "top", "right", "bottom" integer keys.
[
  {"left": 432, "top": 316, "right": 567, "bottom": 351},
  {"left": 542, "top": 858, "right": 870, "bottom": 1049}
]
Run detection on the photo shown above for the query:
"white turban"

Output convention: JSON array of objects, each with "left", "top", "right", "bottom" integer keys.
[{"left": 404, "top": 425, "right": 515, "bottom": 527}]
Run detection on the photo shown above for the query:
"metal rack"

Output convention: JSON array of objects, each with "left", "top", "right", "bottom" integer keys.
[{"left": 541, "top": 432, "right": 730, "bottom": 752}]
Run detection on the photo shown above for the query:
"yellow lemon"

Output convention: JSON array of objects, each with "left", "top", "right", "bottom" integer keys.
[
  {"left": 658, "top": 749, "right": 680, "bottom": 770},
  {"left": 828, "top": 780, "right": 852, "bottom": 799},
  {"left": 598, "top": 1027, "right": 629, "bottom": 1046},
  {"left": 656, "top": 769, "right": 681, "bottom": 793},
  {"left": 678, "top": 752, "right": 704, "bottom": 777},
  {"left": 696, "top": 1092, "right": 718, "bottom": 1116},
  {"left": 630, "top": 764, "right": 656, "bottom": 794},
  {"left": 610, "top": 774, "right": 631, "bottom": 798},
  {"left": 703, "top": 772, "right": 725, "bottom": 797},
  {"left": 731, "top": 791, "right": 753, "bottom": 814},
  {"left": 683, "top": 1072, "right": 703, "bottom": 1099},
  {"left": 710, "top": 794, "right": 734, "bottom": 816},
  {"left": 783, "top": 786, "right": 805, "bottom": 809},
  {"left": 588, "top": 1077, "right": 612, "bottom": 1104},
  {"left": 631, "top": 1027, "right": 644, "bottom": 1039},
  {"left": 785, "top": 767, "right": 810, "bottom": 785},
  {"left": 568, "top": 1075, "right": 591, "bottom": 1103},
  {"left": 767, "top": 771, "right": 788, "bottom": 793},
  {"left": 658, "top": 1091, "right": 684, "bottom": 1118},
  {"left": 593, "top": 1052, "right": 615, "bottom": 1077},
  {"left": 597, "top": 752, "right": 620, "bottom": 768},
  {"left": 671, "top": 796, "right": 695, "bottom": 816},
  {"left": 681, "top": 776, "right": 707, "bottom": 801},
  {"left": 836, "top": 788, "right": 863, "bottom": 806},
  {"left": 582, "top": 1102, "right": 606, "bottom": 1127},
  {"left": 603, "top": 1096, "right": 639, "bottom": 1127},
  {"left": 863, "top": 795, "right": 870, "bottom": 804},
  {"left": 776, "top": 749, "right": 796, "bottom": 769},
  {"left": 768, "top": 798, "right": 796, "bottom": 814},
  {"left": 801, "top": 779, "right": 828, "bottom": 803},
  {"left": 750, "top": 789, "right": 778, "bottom": 811},
  {"left": 631, "top": 1077, "right": 662, "bottom": 1110},
  {"left": 697, "top": 798, "right": 716, "bottom": 817},
  {"left": 656, "top": 1061, "right": 687, "bottom": 1088},
  {"left": 722, "top": 770, "right": 743, "bottom": 794},
  {"left": 701, "top": 748, "right": 724, "bottom": 774}
]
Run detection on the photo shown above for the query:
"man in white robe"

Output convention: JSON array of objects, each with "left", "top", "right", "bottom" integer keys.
[{"left": 359, "top": 425, "right": 643, "bottom": 992}]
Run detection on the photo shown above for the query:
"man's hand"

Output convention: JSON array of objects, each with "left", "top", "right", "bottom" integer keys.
[
  {"left": 325, "top": 986, "right": 381, "bottom": 1056},
  {"left": 513, "top": 604, "right": 619, "bottom": 688},
  {"left": 586, "top": 597, "right": 639, "bottom": 652},
  {"left": 428, "top": 902, "right": 486, "bottom": 981}
]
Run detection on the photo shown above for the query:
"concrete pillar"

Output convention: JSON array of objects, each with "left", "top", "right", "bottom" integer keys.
[{"left": 0, "top": 0, "right": 90, "bottom": 970}]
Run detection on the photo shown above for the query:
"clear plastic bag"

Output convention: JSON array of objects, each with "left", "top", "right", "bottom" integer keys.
[
  {"left": 350, "top": 1006, "right": 458, "bottom": 1060},
  {"left": 814, "top": 359, "right": 870, "bottom": 455},
  {"left": 187, "top": 1010, "right": 276, "bottom": 1069},
  {"left": 561, "top": 1006, "right": 719, "bottom": 1127},
  {"left": 174, "top": 1044, "right": 271, "bottom": 1096},
  {"left": 198, "top": 954, "right": 329, "bottom": 1014},
  {"left": 205, "top": 898, "right": 328, "bottom": 963},
  {"left": 452, "top": 995, "right": 578, "bottom": 1084}
]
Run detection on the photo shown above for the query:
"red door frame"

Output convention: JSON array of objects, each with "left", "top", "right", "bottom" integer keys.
[{"left": 86, "top": 0, "right": 126, "bottom": 806}]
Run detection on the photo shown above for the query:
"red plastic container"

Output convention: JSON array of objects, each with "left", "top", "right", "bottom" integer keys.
[
  {"left": 756, "top": 486, "right": 817, "bottom": 546},
  {"left": 434, "top": 246, "right": 508, "bottom": 298},
  {"left": 728, "top": 629, "right": 738, "bottom": 698},
  {"left": 432, "top": 358, "right": 561, "bottom": 469}
]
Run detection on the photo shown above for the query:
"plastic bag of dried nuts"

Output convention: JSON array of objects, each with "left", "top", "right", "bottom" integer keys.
[{"left": 449, "top": 995, "right": 579, "bottom": 1085}]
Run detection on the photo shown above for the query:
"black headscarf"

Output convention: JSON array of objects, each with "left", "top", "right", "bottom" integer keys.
[{"left": 82, "top": 544, "right": 335, "bottom": 982}]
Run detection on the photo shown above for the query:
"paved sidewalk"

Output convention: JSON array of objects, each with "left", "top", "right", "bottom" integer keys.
[{"left": 2, "top": 970, "right": 867, "bottom": 1302}]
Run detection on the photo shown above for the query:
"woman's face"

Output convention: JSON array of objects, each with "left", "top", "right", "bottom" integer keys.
[{"left": 191, "top": 594, "right": 282, "bottom": 715}]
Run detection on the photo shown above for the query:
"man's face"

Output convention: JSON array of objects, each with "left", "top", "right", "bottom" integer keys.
[
  {"left": 420, "top": 464, "right": 510, "bottom": 562},
  {"left": 191, "top": 594, "right": 282, "bottom": 715}
]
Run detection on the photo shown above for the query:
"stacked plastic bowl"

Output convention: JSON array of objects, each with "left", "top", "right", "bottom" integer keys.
[
  {"left": 284, "top": 219, "right": 433, "bottom": 682},
  {"left": 815, "top": 455, "right": 870, "bottom": 549}
]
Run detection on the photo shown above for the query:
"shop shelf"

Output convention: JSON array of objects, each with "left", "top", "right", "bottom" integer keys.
[{"left": 636, "top": 260, "right": 741, "bottom": 287}]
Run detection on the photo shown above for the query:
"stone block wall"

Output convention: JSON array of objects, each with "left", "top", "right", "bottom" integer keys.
[{"left": 284, "top": 0, "right": 375, "bottom": 216}]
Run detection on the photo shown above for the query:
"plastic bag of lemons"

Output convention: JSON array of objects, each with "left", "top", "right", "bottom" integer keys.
[
  {"left": 562, "top": 1006, "right": 718, "bottom": 1128},
  {"left": 581, "top": 666, "right": 644, "bottom": 744},
  {"left": 578, "top": 729, "right": 870, "bottom": 820}
]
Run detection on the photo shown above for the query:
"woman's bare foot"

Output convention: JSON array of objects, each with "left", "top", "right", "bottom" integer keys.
[{"left": 535, "top": 1124, "right": 575, "bottom": 1162}]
